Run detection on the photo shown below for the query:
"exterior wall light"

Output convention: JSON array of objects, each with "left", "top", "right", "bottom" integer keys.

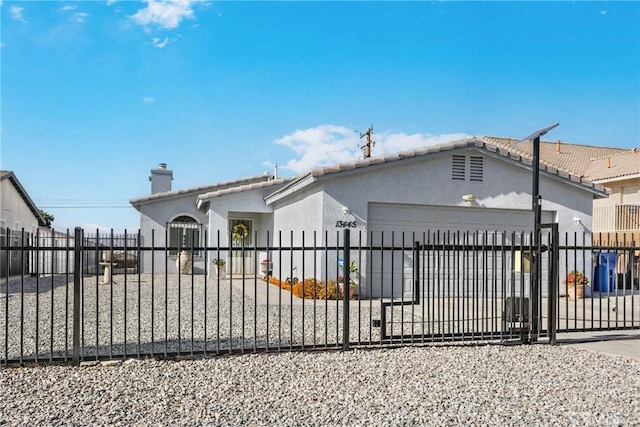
[{"left": 462, "top": 194, "right": 475, "bottom": 206}]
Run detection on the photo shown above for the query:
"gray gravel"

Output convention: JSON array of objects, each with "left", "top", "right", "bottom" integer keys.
[
  {"left": 1, "top": 274, "right": 639, "bottom": 425},
  {"left": 0, "top": 274, "right": 461, "bottom": 361},
  {"left": 1, "top": 344, "right": 639, "bottom": 426}
]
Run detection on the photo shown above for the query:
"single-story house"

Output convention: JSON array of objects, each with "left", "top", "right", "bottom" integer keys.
[
  {"left": 131, "top": 137, "right": 610, "bottom": 297},
  {"left": 0, "top": 171, "right": 46, "bottom": 276}
]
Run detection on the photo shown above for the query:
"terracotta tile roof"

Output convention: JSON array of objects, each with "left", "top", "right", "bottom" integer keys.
[
  {"left": 482, "top": 136, "right": 630, "bottom": 177},
  {"left": 585, "top": 148, "right": 640, "bottom": 182}
]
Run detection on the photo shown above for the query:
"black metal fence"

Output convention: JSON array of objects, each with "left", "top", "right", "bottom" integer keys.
[
  {"left": 1, "top": 229, "right": 31, "bottom": 277},
  {"left": 1, "top": 227, "right": 638, "bottom": 365}
]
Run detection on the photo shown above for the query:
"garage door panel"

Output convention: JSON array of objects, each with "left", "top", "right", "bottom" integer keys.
[{"left": 367, "top": 203, "right": 553, "bottom": 298}]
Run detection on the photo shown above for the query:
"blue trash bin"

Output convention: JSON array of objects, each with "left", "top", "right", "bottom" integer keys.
[{"left": 594, "top": 252, "right": 617, "bottom": 292}]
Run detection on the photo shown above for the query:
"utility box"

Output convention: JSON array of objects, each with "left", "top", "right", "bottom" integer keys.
[
  {"left": 503, "top": 296, "right": 530, "bottom": 324},
  {"left": 514, "top": 251, "right": 532, "bottom": 273}
]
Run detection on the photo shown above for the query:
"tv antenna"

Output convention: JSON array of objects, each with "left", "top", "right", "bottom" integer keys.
[{"left": 358, "top": 125, "right": 375, "bottom": 158}]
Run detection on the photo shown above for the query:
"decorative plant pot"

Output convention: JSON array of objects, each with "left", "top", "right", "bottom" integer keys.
[
  {"left": 214, "top": 266, "right": 226, "bottom": 280},
  {"left": 350, "top": 278, "right": 359, "bottom": 297},
  {"left": 338, "top": 282, "right": 358, "bottom": 299},
  {"left": 176, "top": 251, "right": 192, "bottom": 275},
  {"left": 567, "top": 284, "right": 584, "bottom": 300},
  {"left": 260, "top": 261, "right": 273, "bottom": 277}
]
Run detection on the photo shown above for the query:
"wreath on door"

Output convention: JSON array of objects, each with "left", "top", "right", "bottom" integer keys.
[{"left": 231, "top": 222, "right": 250, "bottom": 243}]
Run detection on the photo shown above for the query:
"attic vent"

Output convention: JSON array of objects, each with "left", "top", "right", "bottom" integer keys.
[
  {"left": 469, "top": 156, "right": 484, "bottom": 182},
  {"left": 452, "top": 155, "right": 466, "bottom": 180}
]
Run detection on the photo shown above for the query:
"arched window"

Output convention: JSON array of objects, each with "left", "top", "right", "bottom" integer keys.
[{"left": 168, "top": 215, "right": 202, "bottom": 256}]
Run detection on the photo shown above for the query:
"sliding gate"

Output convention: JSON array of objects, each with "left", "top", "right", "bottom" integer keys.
[{"left": 377, "top": 225, "right": 559, "bottom": 344}]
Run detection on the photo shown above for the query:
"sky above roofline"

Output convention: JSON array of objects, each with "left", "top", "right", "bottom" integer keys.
[{"left": 2, "top": 1, "right": 638, "bottom": 231}]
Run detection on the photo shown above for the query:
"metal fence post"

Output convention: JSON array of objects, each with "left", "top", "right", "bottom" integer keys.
[
  {"left": 343, "top": 229, "right": 350, "bottom": 350},
  {"left": 548, "top": 224, "right": 559, "bottom": 345},
  {"left": 72, "top": 227, "right": 81, "bottom": 366},
  {"left": 414, "top": 241, "right": 420, "bottom": 304}
]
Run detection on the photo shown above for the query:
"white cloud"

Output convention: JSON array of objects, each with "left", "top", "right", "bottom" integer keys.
[
  {"left": 71, "top": 12, "right": 89, "bottom": 23},
  {"left": 143, "top": 96, "right": 156, "bottom": 105},
  {"left": 60, "top": 5, "right": 77, "bottom": 11},
  {"left": 151, "top": 37, "right": 170, "bottom": 48},
  {"left": 130, "top": 0, "right": 202, "bottom": 30},
  {"left": 9, "top": 5, "right": 26, "bottom": 22},
  {"left": 106, "top": 0, "right": 117, "bottom": 5},
  {"left": 275, "top": 125, "right": 471, "bottom": 175}
]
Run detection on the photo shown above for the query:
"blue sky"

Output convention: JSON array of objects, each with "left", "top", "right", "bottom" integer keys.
[{"left": 1, "top": 1, "right": 639, "bottom": 232}]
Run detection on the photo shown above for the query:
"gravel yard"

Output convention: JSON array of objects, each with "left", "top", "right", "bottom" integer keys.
[
  {"left": 1, "top": 274, "right": 639, "bottom": 425},
  {"left": 1, "top": 344, "right": 639, "bottom": 426}
]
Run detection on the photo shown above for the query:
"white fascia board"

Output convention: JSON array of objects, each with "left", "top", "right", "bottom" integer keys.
[
  {"left": 592, "top": 173, "right": 640, "bottom": 185},
  {"left": 265, "top": 174, "right": 315, "bottom": 205},
  {"left": 196, "top": 198, "right": 208, "bottom": 211}
]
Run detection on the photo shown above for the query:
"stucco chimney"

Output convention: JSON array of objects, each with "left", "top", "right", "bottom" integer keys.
[{"left": 149, "top": 162, "right": 173, "bottom": 194}]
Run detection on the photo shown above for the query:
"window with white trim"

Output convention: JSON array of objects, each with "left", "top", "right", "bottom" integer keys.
[{"left": 168, "top": 216, "right": 202, "bottom": 256}]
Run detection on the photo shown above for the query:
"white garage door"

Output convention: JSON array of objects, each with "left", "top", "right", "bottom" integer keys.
[{"left": 366, "top": 203, "right": 554, "bottom": 298}]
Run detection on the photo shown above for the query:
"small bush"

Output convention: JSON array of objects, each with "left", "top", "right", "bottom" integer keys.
[{"left": 269, "top": 277, "right": 338, "bottom": 300}]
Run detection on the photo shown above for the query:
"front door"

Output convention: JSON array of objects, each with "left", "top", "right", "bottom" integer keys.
[{"left": 229, "top": 219, "right": 255, "bottom": 275}]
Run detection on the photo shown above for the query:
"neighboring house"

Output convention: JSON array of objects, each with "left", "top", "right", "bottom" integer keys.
[
  {"left": 483, "top": 137, "right": 640, "bottom": 289},
  {"left": 0, "top": 171, "right": 46, "bottom": 276},
  {"left": 586, "top": 149, "right": 640, "bottom": 245},
  {"left": 482, "top": 136, "right": 640, "bottom": 244},
  {"left": 131, "top": 138, "right": 609, "bottom": 297}
]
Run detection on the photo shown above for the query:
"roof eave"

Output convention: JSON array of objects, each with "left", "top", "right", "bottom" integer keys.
[
  {"left": 265, "top": 173, "right": 315, "bottom": 205},
  {"left": 592, "top": 173, "right": 640, "bottom": 185},
  {"left": 1, "top": 172, "right": 47, "bottom": 226}
]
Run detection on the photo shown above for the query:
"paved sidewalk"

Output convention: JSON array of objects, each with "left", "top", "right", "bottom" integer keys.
[{"left": 556, "top": 330, "right": 640, "bottom": 360}]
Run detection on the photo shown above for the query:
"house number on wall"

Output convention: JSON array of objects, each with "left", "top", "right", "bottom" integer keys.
[{"left": 335, "top": 221, "right": 357, "bottom": 228}]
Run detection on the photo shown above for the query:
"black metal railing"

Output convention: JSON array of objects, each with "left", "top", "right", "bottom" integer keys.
[{"left": 1, "top": 227, "right": 638, "bottom": 366}]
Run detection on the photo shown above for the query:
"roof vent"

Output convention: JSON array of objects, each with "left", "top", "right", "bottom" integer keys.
[{"left": 158, "top": 163, "right": 167, "bottom": 170}]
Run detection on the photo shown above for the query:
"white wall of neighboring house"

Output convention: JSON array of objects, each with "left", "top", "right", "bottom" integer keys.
[
  {"left": 1, "top": 173, "right": 44, "bottom": 277},
  {"left": 0, "top": 177, "right": 40, "bottom": 234}
]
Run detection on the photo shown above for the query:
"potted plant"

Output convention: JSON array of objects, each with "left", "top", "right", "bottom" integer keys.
[
  {"left": 338, "top": 261, "right": 359, "bottom": 299},
  {"left": 564, "top": 271, "right": 588, "bottom": 300},
  {"left": 348, "top": 260, "right": 359, "bottom": 297},
  {"left": 212, "top": 258, "right": 226, "bottom": 279}
]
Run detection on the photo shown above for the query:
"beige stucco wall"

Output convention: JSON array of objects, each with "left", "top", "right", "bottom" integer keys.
[
  {"left": 593, "top": 177, "right": 640, "bottom": 208},
  {"left": 0, "top": 179, "right": 40, "bottom": 233}
]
